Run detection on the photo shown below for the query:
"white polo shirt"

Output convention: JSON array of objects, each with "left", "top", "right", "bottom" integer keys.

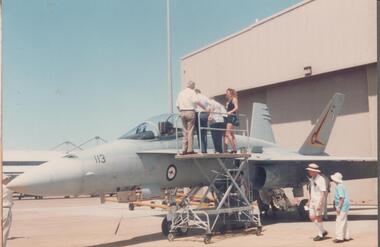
[
  {"left": 195, "top": 93, "right": 211, "bottom": 112},
  {"left": 310, "top": 174, "right": 327, "bottom": 201},
  {"left": 209, "top": 99, "right": 227, "bottom": 123},
  {"left": 176, "top": 88, "right": 198, "bottom": 111}
]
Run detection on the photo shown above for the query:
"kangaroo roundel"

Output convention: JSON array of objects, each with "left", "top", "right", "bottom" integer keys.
[{"left": 166, "top": 164, "right": 177, "bottom": 181}]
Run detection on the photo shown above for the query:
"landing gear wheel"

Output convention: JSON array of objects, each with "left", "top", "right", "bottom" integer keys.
[
  {"left": 297, "top": 199, "right": 309, "bottom": 221},
  {"left": 129, "top": 203, "right": 135, "bottom": 211},
  {"left": 161, "top": 217, "right": 172, "bottom": 236},
  {"left": 168, "top": 232, "right": 175, "bottom": 242},
  {"left": 256, "top": 226, "right": 263, "bottom": 236},
  {"left": 150, "top": 201, "right": 155, "bottom": 209},
  {"left": 203, "top": 234, "right": 212, "bottom": 244}
]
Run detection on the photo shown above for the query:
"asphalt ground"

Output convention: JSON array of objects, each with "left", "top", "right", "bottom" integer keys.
[{"left": 6, "top": 197, "right": 378, "bottom": 247}]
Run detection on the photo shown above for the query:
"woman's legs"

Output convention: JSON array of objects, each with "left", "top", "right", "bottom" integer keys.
[
  {"left": 230, "top": 130, "right": 237, "bottom": 152},
  {"left": 225, "top": 123, "right": 236, "bottom": 152},
  {"left": 224, "top": 135, "right": 228, "bottom": 152}
]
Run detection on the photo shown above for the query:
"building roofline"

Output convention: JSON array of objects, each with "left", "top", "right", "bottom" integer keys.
[{"left": 181, "top": 0, "right": 315, "bottom": 60}]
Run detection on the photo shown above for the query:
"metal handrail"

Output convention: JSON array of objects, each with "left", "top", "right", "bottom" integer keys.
[{"left": 175, "top": 111, "right": 250, "bottom": 154}]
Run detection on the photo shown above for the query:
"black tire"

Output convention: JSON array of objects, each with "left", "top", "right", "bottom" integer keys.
[
  {"left": 129, "top": 203, "right": 135, "bottom": 211},
  {"left": 298, "top": 199, "right": 309, "bottom": 221},
  {"left": 161, "top": 217, "right": 172, "bottom": 236},
  {"left": 219, "top": 225, "right": 227, "bottom": 235}
]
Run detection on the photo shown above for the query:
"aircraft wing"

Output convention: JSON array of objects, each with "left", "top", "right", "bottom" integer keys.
[
  {"left": 248, "top": 153, "right": 377, "bottom": 181},
  {"left": 136, "top": 150, "right": 377, "bottom": 185}
]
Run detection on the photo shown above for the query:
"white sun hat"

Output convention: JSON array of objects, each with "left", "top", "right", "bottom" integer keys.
[
  {"left": 305, "top": 163, "right": 321, "bottom": 173},
  {"left": 330, "top": 172, "right": 343, "bottom": 183}
]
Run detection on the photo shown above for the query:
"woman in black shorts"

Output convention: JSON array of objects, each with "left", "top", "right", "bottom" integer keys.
[{"left": 224, "top": 88, "right": 239, "bottom": 153}]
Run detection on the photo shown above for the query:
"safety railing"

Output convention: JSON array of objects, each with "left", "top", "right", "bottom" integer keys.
[{"left": 174, "top": 111, "right": 250, "bottom": 154}]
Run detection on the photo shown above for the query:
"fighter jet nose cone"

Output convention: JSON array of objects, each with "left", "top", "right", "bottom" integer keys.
[
  {"left": 6, "top": 164, "right": 54, "bottom": 195},
  {"left": 7, "top": 176, "right": 26, "bottom": 193},
  {"left": 7, "top": 157, "right": 84, "bottom": 196}
]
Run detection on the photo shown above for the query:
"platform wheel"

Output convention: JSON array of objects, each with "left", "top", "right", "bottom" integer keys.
[
  {"left": 129, "top": 203, "right": 135, "bottom": 211},
  {"left": 204, "top": 234, "right": 212, "bottom": 244},
  {"left": 168, "top": 232, "right": 175, "bottom": 242},
  {"left": 256, "top": 226, "right": 263, "bottom": 236}
]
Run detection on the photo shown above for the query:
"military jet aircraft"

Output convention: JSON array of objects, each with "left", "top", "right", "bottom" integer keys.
[{"left": 8, "top": 93, "right": 377, "bottom": 219}]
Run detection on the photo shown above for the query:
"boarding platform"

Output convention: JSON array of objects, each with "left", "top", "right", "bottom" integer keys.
[
  {"left": 175, "top": 152, "right": 251, "bottom": 160},
  {"left": 165, "top": 145, "right": 261, "bottom": 243}
]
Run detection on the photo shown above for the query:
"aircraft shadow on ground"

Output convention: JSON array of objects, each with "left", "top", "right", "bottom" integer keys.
[
  {"left": 86, "top": 228, "right": 263, "bottom": 247},
  {"left": 86, "top": 232, "right": 165, "bottom": 247},
  {"left": 86, "top": 208, "right": 377, "bottom": 247}
]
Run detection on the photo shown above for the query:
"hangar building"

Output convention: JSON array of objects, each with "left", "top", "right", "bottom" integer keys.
[{"left": 181, "top": 0, "right": 377, "bottom": 204}]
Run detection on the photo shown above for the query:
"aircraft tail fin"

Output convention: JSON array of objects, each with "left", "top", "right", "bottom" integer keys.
[
  {"left": 250, "top": 103, "right": 275, "bottom": 143},
  {"left": 299, "top": 93, "right": 345, "bottom": 155}
]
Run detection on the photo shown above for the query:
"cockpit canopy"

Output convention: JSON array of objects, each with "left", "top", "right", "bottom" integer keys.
[{"left": 119, "top": 114, "right": 183, "bottom": 140}]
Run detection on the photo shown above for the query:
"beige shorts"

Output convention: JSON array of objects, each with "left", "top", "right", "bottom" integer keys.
[{"left": 309, "top": 200, "right": 323, "bottom": 217}]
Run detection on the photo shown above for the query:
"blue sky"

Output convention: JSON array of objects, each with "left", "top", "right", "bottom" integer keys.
[{"left": 3, "top": 0, "right": 300, "bottom": 150}]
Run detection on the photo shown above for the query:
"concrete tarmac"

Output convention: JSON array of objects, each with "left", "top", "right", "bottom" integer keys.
[{"left": 7, "top": 197, "right": 378, "bottom": 247}]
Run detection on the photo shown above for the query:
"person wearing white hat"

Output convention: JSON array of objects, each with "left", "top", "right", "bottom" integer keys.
[
  {"left": 330, "top": 172, "right": 351, "bottom": 243},
  {"left": 306, "top": 163, "right": 328, "bottom": 241},
  {"left": 3, "top": 175, "right": 14, "bottom": 247}
]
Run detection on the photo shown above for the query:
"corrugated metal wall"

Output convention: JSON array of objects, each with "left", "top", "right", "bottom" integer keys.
[
  {"left": 181, "top": 0, "right": 377, "bottom": 96},
  {"left": 213, "top": 64, "right": 377, "bottom": 204}
]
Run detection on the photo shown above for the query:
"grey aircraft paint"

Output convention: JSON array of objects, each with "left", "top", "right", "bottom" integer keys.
[{"left": 7, "top": 93, "right": 377, "bottom": 198}]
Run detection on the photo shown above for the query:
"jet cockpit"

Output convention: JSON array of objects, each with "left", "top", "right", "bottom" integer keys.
[{"left": 119, "top": 113, "right": 183, "bottom": 140}]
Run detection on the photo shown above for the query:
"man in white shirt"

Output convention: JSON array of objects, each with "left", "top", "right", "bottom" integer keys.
[
  {"left": 306, "top": 163, "right": 328, "bottom": 241},
  {"left": 208, "top": 99, "right": 227, "bottom": 153},
  {"left": 3, "top": 176, "right": 13, "bottom": 247},
  {"left": 194, "top": 89, "right": 211, "bottom": 153},
  {"left": 176, "top": 81, "right": 205, "bottom": 155}
]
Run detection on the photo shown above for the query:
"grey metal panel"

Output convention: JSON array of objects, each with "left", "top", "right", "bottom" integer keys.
[{"left": 181, "top": 0, "right": 376, "bottom": 96}]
